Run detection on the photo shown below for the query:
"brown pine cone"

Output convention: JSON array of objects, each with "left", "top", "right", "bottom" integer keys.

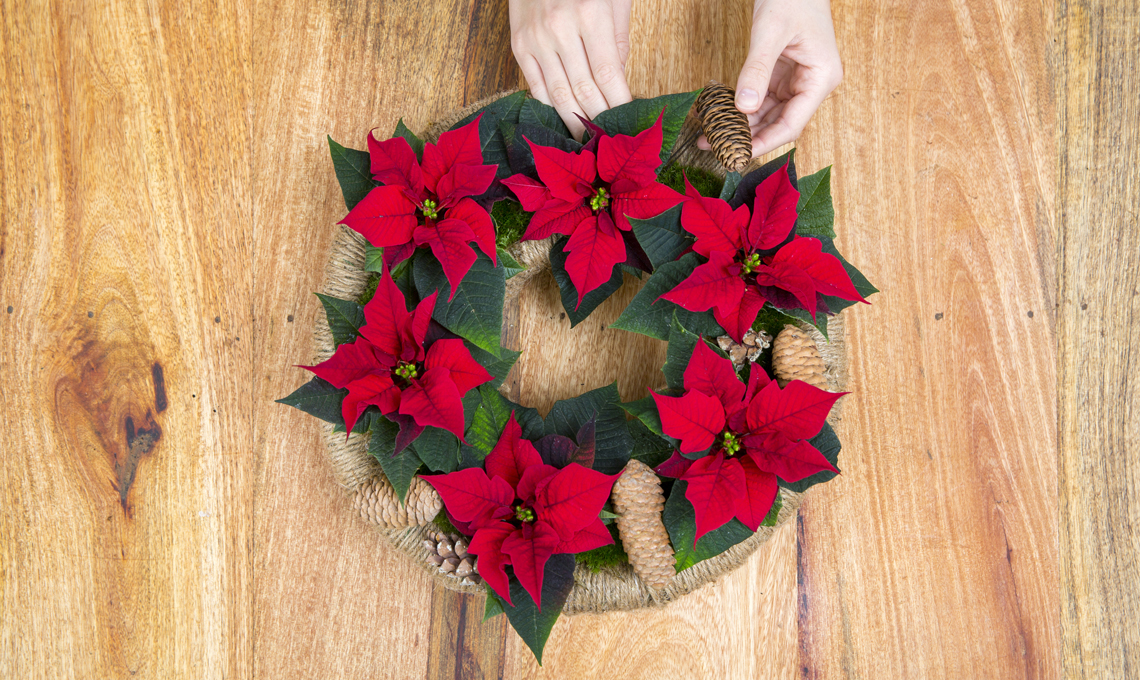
[
  {"left": 612, "top": 459, "right": 675, "bottom": 591},
  {"left": 772, "top": 325, "right": 829, "bottom": 389},
  {"left": 352, "top": 475, "right": 442, "bottom": 528},
  {"left": 716, "top": 329, "right": 772, "bottom": 369},
  {"left": 696, "top": 81, "right": 753, "bottom": 173},
  {"left": 423, "top": 529, "right": 482, "bottom": 586}
]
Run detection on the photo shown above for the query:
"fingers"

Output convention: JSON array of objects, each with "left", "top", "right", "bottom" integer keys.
[
  {"left": 611, "top": 0, "right": 632, "bottom": 68},
  {"left": 734, "top": 16, "right": 785, "bottom": 114},
  {"left": 582, "top": 30, "right": 632, "bottom": 109},
  {"left": 750, "top": 89, "right": 824, "bottom": 156}
]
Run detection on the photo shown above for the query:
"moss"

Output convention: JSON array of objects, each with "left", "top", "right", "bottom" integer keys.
[
  {"left": 658, "top": 163, "right": 725, "bottom": 198},
  {"left": 761, "top": 492, "right": 783, "bottom": 527},
  {"left": 432, "top": 509, "right": 461, "bottom": 536},
  {"left": 357, "top": 272, "right": 381, "bottom": 306},
  {"left": 491, "top": 200, "right": 533, "bottom": 250},
  {"left": 575, "top": 524, "right": 629, "bottom": 571}
]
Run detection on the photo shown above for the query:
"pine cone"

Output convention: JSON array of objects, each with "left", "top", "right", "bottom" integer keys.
[
  {"left": 352, "top": 475, "right": 442, "bottom": 528},
  {"left": 423, "top": 529, "right": 482, "bottom": 586},
  {"left": 696, "top": 81, "right": 753, "bottom": 173},
  {"left": 612, "top": 460, "right": 675, "bottom": 591},
  {"left": 772, "top": 325, "right": 828, "bottom": 389},
  {"left": 716, "top": 328, "right": 772, "bottom": 369}
]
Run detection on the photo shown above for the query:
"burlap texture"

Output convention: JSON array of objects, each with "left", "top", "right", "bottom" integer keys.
[{"left": 311, "top": 92, "right": 848, "bottom": 613}]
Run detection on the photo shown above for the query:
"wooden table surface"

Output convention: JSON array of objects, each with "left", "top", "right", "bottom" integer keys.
[{"left": 1, "top": 0, "right": 1136, "bottom": 677}]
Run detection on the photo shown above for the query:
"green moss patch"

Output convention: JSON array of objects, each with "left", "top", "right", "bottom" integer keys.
[
  {"left": 357, "top": 272, "right": 381, "bottom": 307},
  {"left": 575, "top": 524, "right": 629, "bottom": 571},
  {"left": 492, "top": 200, "right": 533, "bottom": 250},
  {"left": 658, "top": 163, "right": 724, "bottom": 198}
]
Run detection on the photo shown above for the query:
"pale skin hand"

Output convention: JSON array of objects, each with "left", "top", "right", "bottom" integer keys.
[
  {"left": 509, "top": 0, "right": 634, "bottom": 140},
  {"left": 699, "top": 0, "right": 843, "bottom": 158}
]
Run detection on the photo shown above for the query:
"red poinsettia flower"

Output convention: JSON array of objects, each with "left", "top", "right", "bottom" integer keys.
[
  {"left": 652, "top": 341, "right": 843, "bottom": 541},
  {"left": 302, "top": 267, "right": 492, "bottom": 439},
  {"left": 423, "top": 413, "right": 619, "bottom": 607},
  {"left": 661, "top": 165, "right": 866, "bottom": 341},
  {"left": 502, "top": 114, "right": 684, "bottom": 305},
  {"left": 340, "top": 117, "right": 498, "bottom": 298}
]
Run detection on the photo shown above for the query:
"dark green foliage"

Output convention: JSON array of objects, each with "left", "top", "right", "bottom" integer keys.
[
  {"left": 761, "top": 492, "right": 783, "bottom": 527},
  {"left": 628, "top": 204, "right": 688, "bottom": 270},
  {"left": 369, "top": 416, "right": 423, "bottom": 502},
  {"left": 544, "top": 383, "right": 632, "bottom": 475},
  {"left": 315, "top": 293, "right": 365, "bottom": 347},
  {"left": 731, "top": 149, "right": 797, "bottom": 210},
  {"left": 276, "top": 377, "right": 347, "bottom": 427},
  {"left": 627, "top": 418, "right": 675, "bottom": 469},
  {"left": 491, "top": 199, "right": 533, "bottom": 250},
  {"left": 794, "top": 166, "right": 835, "bottom": 239},
  {"left": 393, "top": 119, "right": 424, "bottom": 162},
  {"left": 498, "top": 248, "right": 525, "bottom": 279},
  {"left": 413, "top": 251, "right": 505, "bottom": 357},
  {"left": 611, "top": 254, "right": 725, "bottom": 340},
  {"left": 411, "top": 426, "right": 460, "bottom": 473},
  {"left": 450, "top": 90, "right": 528, "bottom": 179},
  {"left": 591, "top": 91, "right": 701, "bottom": 164},
  {"left": 328, "top": 137, "right": 376, "bottom": 210},
  {"left": 487, "top": 554, "right": 577, "bottom": 664}
]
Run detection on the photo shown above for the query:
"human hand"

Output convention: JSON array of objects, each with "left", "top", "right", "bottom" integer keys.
[
  {"left": 700, "top": 0, "right": 843, "bottom": 158},
  {"left": 509, "top": 0, "right": 634, "bottom": 140}
]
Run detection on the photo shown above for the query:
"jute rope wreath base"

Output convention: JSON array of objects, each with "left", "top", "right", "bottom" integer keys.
[{"left": 311, "top": 91, "right": 850, "bottom": 614}]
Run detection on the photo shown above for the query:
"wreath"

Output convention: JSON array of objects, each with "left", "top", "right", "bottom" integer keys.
[{"left": 279, "top": 86, "right": 877, "bottom": 662}]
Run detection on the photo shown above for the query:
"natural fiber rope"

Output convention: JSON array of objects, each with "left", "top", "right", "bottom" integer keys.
[{"left": 311, "top": 91, "right": 848, "bottom": 613}]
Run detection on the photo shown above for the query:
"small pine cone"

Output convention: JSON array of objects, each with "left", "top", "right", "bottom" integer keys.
[
  {"left": 423, "top": 529, "right": 483, "bottom": 585},
  {"left": 772, "top": 325, "right": 829, "bottom": 389},
  {"left": 696, "top": 81, "right": 753, "bottom": 173},
  {"left": 716, "top": 329, "right": 770, "bottom": 369},
  {"left": 612, "top": 460, "right": 675, "bottom": 591},
  {"left": 352, "top": 475, "right": 442, "bottom": 528}
]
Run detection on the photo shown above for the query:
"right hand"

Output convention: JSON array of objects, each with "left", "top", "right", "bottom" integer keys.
[{"left": 509, "top": 0, "right": 635, "bottom": 140}]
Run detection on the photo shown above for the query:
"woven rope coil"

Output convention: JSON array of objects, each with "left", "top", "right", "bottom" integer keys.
[{"left": 312, "top": 91, "right": 848, "bottom": 613}]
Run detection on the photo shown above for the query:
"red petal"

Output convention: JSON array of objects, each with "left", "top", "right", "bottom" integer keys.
[
  {"left": 502, "top": 521, "right": 560, "bottom": 609},
  {"left": 745, "top": 361, "right": 772, "bottom": 403},
  {"left": 563, "top": 212, "right": 626, "bottom": 306},
  {"left": 652, "top": 390, "right": 726, "bottom": 454},
  {"left": 681, "top": 452, "right": 746, "bottom": 542},
  {"left": 555, "top": 518, "right": 614, "bottom": 554},
  {"left": 424, "top": 338, "right": 493, "bottom": 396},
  {"left": 683, "top": 339, "right": 745, "bottom": 411},
  {"left": 467, "top": 521, "right": 517, "bottom": 605},
  {"left": 301, "top": 336, "right": 387, "bottom": 388},
  {"left": 746, "top": 164, "right": 799, "bottom": 251},
  {"left": 516, "top": 463, "right": 560, "bottom": 505},
  {"left": 535, "top": 464, "right": 620, "bottom": 541},
  {"left": 529, "top": 140, "right": 596, "bottom": 203},
  {"left": 733, "top": 457, "right": 780, "bottom": 531},
  {"left": 360, "top": 267, "right": 412, "bottom": 358},
  {"left": 523, "top": 203, "right": 591, "bottom": 241},
  {"left": 745, "top": 437, "right": 837, "bottom": 483},
  {"left": 414, "top": 219, "right": 478, "bottom": 300},
  {"left": 408, "top": 291, "right": 438, "bottom": 352},
  {"left": 596, "top": 113, "right": 663, "bottom": 194},
  {"left": 398, "top": 366, "right": 467, "bottom": 439},
  {"left": 611, "top": 180, "right": 684, "bottom": 231},
  {"left": 342, "top": 373, "right": 401, "bottom": 433},
  {"left": 771, "top": 237, "right": 866, "bottom": 302},
  {"left": 368, "top": 133, "right": 424, "bottom": 196},
  {"left": 445, "top": 197, "right": 496, "bottom": 262},
  {"left": 484, "top": 412, "right": 544, "bottom": 490},
  {"left": 754, "top": 260, "right": 818, "bottom": 317},
  {"left": 654, "top": 450, "right": 694, "bottom": 478},
  {"left": 339, "top": 185, "right": 418, "bottom": 249},
  {"left": 746, "top": 380, "right": 844, "bottom": 440},
  {"left": 679, "top": 176, "right": 748, "bottom": 257},
  {"left": 382, "top": 241, "right": 417, "bottom": 270},
  {"left": 660, "top": 250, "right": 745, "bottom": 317},
  {"left": 422, "top": 467, "right": 514, "bottom": 528},
  {"left": 502, "top": 174, "right": 553, "bottom": 211},
  {"left": 712, "top": 285, "right": 766, "bottom": 344},
  {"left": 436, "top": 163, "right": 497, "bottom": 205},
  {"left": 421, "top": 116, "right": 486, "bottom": 193}
]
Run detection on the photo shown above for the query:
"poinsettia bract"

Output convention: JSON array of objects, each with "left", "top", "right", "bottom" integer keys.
[
  {"left": 661, "top": 165, "right": 866, "bottom": 341},
  {"left": 502, "top": 114, "right": 683, "bottom": 305},
  {"left": 423, "top": 413, "right": 619, "bottom": 607},
  {"left": 301, "top": 266, "right": 492, "bottom": 440},
  {"left": 653, "top": 341, "right": 843, "bottom": 541},
  {"left": 340, "top": 117, "right": 498, "bottom": 297}
]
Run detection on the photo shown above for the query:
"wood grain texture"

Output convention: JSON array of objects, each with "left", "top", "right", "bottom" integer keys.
[
  {"left": 0, "top": 0, "right": 254, "bottom": 677},
  {"left": 1058, "top": 2, "right": 1140, "bottom": 677}
]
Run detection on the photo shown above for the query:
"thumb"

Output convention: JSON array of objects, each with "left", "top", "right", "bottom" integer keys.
[{"left": 735, "top": 23, "right": 783, "bottom": 114}]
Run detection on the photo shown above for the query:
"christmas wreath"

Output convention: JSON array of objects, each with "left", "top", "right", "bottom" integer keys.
[{"left": 279, "top": 85, "right": 877, "bottom": 662}]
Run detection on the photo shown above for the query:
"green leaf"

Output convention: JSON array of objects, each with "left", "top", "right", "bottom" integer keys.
[
  {"left": 369, "top": 416, "right": 423, "bottom": 502},
  {"left": 544, "top": 383, "right": 631, "bottom": 474},
  {"left": 548, "top": 237, "right": 625, "bottom": 327},
  {"left": 794, "top": 166, "right": 835, "bottom": 238},
  {"left": 315, "top": 293, "right": 365, "bottom": 347},
  {"left": 413, "top": 251, "right": 505, "bottom": 357},
  {"left": 610, "top": 254, "right": 725, "bottom": 340},
  {"left": 659, "top": 314, "right": 726, "bottom": 390},
  {"left": 628, "top": 418, "right": 675, "bottom": 469},
  {"left": 483, "top": 588, "right": 505, "bottom": 621},
  {"left": 451, "top": 90, "right": 527, "bottom": 179},
  {"left": 514, "top": 403, "right": 546, "bottom": 441},
  {"left": 663, "top": 480, "right": 754, "bottom": 571},
  {"left": 750, "top": 304, "right": 804, "bottom": 343},
  {"left": 393, "top": 119, "right": 424, "bottom": 162},
  {"left": 498, "top": 248, "right": 526, "bottom": 279},
  {"left": 411, "top": 426, "right": 460, "bottom": 473},
  {"left": 761, "top": 492, "right": 783, "bottom": 527},
  {"left": 620, "top": 396, "right": 665, "bottom": 437},
  {"left": 591, "top": 91, "right": 701, "bottom": 164},
  {"left": 363, "top": 244, "right": 385, "bottom": 273},
  {"left": 489, "top": 554, "right": 576, "bottom": 664},
  {"left": 466, "top": 342, "right": 520, "bottom": 390},
  {"left": 328, "top": 137, "right": 377, "bottom": 210},
  {"left": 719, "top": 171, "right": 742, "bottom": 202},
  {"left": 628, "top": 204, "right": 688, "bottom": 269},
  {"left": 276, "top": 377, "right": 346, "bottom": 426},
  {"left": 519, "top": 98, "right": 571, "bottom": 138},
  {"left": 464, "top": 384, "right": 515, "bottom": 459},
  {"left": 778, "top": 422, "right": 841, "bottom": 493}
]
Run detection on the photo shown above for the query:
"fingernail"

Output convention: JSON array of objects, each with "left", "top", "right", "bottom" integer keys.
[{"left": 737, "top": 88, "right": 759, "bottom": 110}]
